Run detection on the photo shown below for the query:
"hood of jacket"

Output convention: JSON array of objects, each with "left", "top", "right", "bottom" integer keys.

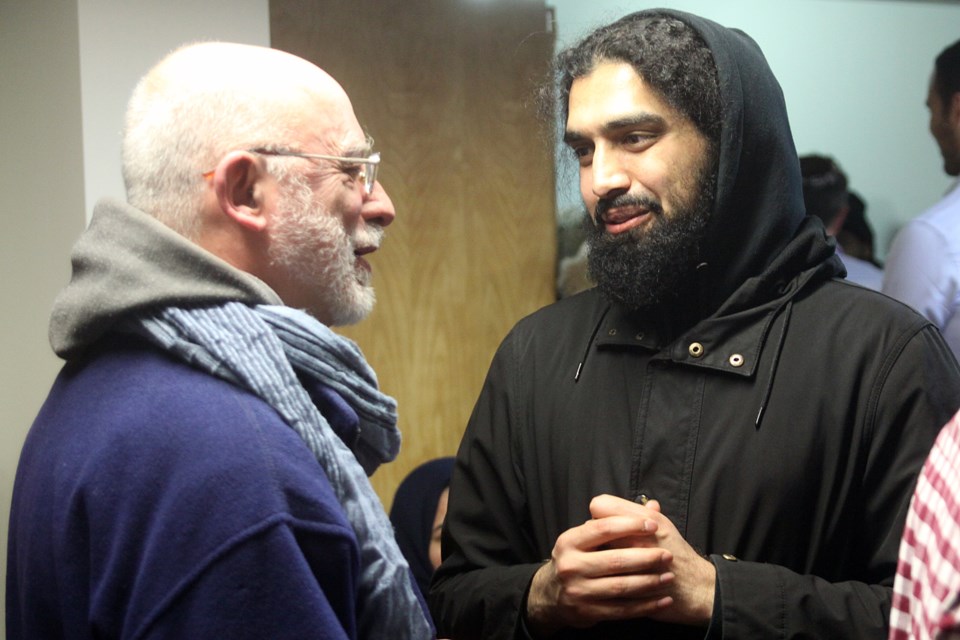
[
  {"left": 619, "top": 9, "right": 844, "bottom": 321},
  {"left": 49, "top": 198, "right": 282, "bottom": 360},
  {"left": 566, "top": 10, "right": 846, "bottom": 427}
]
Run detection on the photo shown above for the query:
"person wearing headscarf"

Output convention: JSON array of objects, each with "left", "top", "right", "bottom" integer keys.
[{"left": 390, "top": 457, "right": 456, "bottom": 599}]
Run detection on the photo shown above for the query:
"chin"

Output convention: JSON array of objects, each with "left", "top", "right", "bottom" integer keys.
[{"left": 326, "top": 286, "right": 377, "bottom": 327}]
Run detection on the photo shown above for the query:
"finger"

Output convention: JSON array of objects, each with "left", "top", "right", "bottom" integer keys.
[
  {"left": 593, "top": 547, "right": 674, "bottom": 578},
  {"left": 598, "top": 595, "right": 675, "bottom": 622},
  {"left": 555, "top": 545, "right": 673, "bottom": 582},
  {"left": 603, "top": 532, "right": 661, "bottom": 550},
  {"left": 563, "top": 514, "right": 657, "bottom": 550},
  {"left": 562, "top": 570, "right": 675, "bottom": 602},
  {"left": 589, "top": 494, "right": 659, "bottom": 520},
  {"left": 561, "top": 593, "right": 675, "bottom": 627}
]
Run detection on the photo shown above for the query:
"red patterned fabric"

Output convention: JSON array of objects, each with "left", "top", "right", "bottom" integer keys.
[{"left": 891, "top": 411, "right": 960, "bottom": 639}]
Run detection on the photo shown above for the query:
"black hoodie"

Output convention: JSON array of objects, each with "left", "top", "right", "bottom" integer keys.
[{"left": 430, "top": 9, "right": 960, "bottom": 639}]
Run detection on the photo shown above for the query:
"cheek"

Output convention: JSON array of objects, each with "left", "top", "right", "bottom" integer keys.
[
  {"left": 429, "top": 536, "right": 442, "bottom": 570},
  {"left": 314, "top": 182, "right": 362, "bottom": 227},
  {"left": 930, "top": 111, "right": 951, "bottom": 143},
  {"left": 429, "top": 488, "right": 449, "bottom": 570},
  {"left": 580, "top": 172, "right": 599, "bottom": 211}
]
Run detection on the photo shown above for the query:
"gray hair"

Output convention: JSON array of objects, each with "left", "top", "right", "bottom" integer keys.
[{"left": 121, "top": 43, "right": 305, "bottom": 238}]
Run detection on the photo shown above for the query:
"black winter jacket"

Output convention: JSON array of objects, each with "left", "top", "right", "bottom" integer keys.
[{"left": 432, "top": 271, "right": 960, "bottom": 638}]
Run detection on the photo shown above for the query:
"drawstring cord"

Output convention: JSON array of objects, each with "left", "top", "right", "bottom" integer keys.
[
  {"left": 755, "top": 299, "right": 793, "bottom": 428},
  {"left": 574, "top": 304, "right": 611, "bottom": 382}
]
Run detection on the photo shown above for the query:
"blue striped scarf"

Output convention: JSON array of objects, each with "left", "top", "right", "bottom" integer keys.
[{"left": 132, "top": 301, "right": 433, "bottom": 639}]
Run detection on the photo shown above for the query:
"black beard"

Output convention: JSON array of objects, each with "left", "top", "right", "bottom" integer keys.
[{"left": 585, "top": 174, "right": 715, "bottom": 310}]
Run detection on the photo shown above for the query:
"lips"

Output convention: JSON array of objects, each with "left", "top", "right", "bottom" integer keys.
[
  {"left": 354, "top": 241, "right": 384, "bottom": 279},
  {"left": 596, "top": 194, "right": 662, "bottom": 235},
  {"left": 601, "top": 206, "right": 653, "bottom": 234},
  {"left": 353, "top": 246, "right": 375, "bottom": 274},
  {"left": 352, "top": 227, "right": 385, "bottom": 277},
  {"left": 602, "top": 203, "right": 646, "bottom": 224}
]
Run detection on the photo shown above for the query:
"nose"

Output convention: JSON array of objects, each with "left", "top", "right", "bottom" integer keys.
[
  {"left": 361, "top": 181, "right": 396, "bottom": 228},
  {"left": 589, "top": 147, "right": 630, "bottom": 199}
]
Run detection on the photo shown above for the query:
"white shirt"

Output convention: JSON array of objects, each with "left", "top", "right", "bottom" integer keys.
[{"left": 883, "top": 179, "right": 960, "bottom": 359}]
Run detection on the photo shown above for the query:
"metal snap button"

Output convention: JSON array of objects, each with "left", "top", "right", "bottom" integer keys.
[{"left": 688, "top": 342, "right": 704, "bottom": 358}]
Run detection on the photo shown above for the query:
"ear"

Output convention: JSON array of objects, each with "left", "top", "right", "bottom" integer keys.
[
  {"left": 944, "top": 90, "right": 960, "bottom": 122},
  {"left": 210, "top": 151, "right": 270, "bottom": 232}
]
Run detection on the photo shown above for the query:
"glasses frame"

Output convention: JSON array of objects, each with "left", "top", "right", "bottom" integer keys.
[{"left": 249, "top": 148, "right": 380, "bottom": 195}]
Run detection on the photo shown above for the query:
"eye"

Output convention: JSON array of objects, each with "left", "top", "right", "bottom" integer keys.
[
  {"left": 622, "top": 131, "right": 655, "bottom": 150},
  {"left": 569, "top": 144, "right": 594, "bottom": 166},
  {"left": 340, "top": 163, "right": 363, "bottom": 178}
]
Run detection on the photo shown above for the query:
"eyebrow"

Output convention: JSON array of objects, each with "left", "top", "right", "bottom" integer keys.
[
  {"left": 563, "top": 113, "right": 667, "bottom": 145},
  {"left": 340, "top": 135, "right": 375, "bottom": 158}
]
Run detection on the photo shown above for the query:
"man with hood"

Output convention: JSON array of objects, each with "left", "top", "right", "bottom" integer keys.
[
  {"left": 430, "top": 10, "right": 960, "bottom": 639},
  {"left": 6, "top": 42, "right": 434, "bottom": 639}
]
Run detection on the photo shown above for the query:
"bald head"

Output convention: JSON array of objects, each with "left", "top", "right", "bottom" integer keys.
[
  {"left": 122, "top": 42, "right": 358, "bottom": 236},
  {"left": 146, "top": 42, "right": 348, "bottom": 116}
]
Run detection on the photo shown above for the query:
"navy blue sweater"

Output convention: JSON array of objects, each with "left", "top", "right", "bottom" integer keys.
[{"left": 7, "top": 335, "right": 365, "bottom": 639}]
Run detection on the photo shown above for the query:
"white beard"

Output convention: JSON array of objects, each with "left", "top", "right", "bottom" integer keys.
[{"left": 269, "top": 174, "right": 383, "bottom": 326}]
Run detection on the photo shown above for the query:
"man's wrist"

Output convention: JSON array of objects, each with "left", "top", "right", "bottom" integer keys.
[
  {"left": 704, "top": 561, "right": 724, "bottom": 639},
  {"left": 523, "top": 562, "right": 561, "bottom": 638}
]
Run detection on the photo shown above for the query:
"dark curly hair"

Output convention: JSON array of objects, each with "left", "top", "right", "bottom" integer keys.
[
  {"left": 934, "top": 38, "right": 960, "bottom": 107},
  {"left": 548, "top": 13, "right": 722, "bottom": 148}
]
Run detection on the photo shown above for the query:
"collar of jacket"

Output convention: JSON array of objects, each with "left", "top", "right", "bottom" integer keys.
[
  {"left": 596, "top": 289, "right": 787, "bottom": 379},
  {"left": 594, "top": 217, "right": 842, "bottom": 380}
]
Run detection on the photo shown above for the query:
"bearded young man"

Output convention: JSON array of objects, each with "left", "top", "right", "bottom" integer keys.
[
  {"left": 6, "top": 43, "right": 434, "bottom": 639},
  {"left": 430, "top": 10, "right": 960, "bottom": 639},
  {"left": 883, "top": 38, "right": 960, "bottom": 360}
]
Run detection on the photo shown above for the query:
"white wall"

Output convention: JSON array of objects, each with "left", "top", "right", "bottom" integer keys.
[
  {"left": 547, "top": 0, "right": 960, "bottom": 260},
  {"left": 0, "top": 0, "right": 268, "bottom": 633},
  {"left": 78, "top": 0, "right": 271, "bottom": 216},
  {"left": 1, "top": 2, "right": 85, "bottom": 635}
]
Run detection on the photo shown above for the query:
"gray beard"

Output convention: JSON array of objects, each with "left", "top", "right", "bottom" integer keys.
[{"left": 584, "top": 175, "right": 715, "bottom": 310}]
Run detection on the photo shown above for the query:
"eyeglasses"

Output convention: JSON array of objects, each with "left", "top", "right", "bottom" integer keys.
[{"left": 250, "top": 148, "right": 381, "bottom": 195}]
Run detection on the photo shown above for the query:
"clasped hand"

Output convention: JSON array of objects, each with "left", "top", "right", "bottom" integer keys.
[{"left": 524, "top": 494, "right": 715, "bottom": 636}]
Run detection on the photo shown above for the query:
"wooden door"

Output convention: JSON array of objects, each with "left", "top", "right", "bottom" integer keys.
[{"left": 270, "top": 0, "right": 557, "bottom": 507}]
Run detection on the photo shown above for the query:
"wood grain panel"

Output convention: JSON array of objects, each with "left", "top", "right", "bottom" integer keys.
[{"left": 270, "top": 0, "right": 557, "bottom": 509}]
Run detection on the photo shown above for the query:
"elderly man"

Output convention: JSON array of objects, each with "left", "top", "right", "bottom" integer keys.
[
  {"left": 883, "top": 38, "right": 960, "bottom": 360},
  {"left": 6, "top": 43, "right": 433, "bottom": 639},
  {"left": 430, "top": 10, "right": 960, "bottom": 639}
]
